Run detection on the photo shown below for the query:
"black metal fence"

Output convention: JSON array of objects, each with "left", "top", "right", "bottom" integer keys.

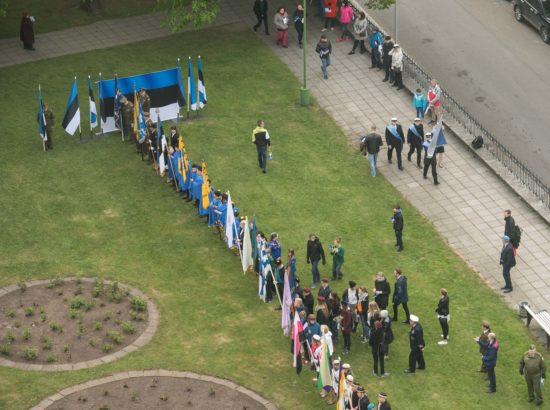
[{"left": 349, "top": 0, "right": 550, "bottom": 208}]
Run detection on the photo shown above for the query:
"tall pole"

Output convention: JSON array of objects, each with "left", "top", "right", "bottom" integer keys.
[
  {"left": 300, "top": 0, "right": 310, "bottom": 107},
  {"left": 394, "top": 0, "right": 398, "bottom": 43}
]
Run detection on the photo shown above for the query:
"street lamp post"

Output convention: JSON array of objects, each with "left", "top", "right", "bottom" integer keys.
[
  {"left": 300, "top": 0, "right": 310, "bottom": 106},
  {"left": 394, "top": 0, "right": 398, "bottom": 43}
]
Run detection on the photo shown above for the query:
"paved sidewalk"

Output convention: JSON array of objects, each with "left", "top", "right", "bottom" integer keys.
[{"left": 1, "top": 1, "right": 549, "bottom": 327}]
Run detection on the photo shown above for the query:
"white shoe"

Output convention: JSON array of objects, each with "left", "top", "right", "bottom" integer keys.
[
  {"left": 438, "top": 339, "right": 448, "bottom": 345},
  {"left": 440, "top": 335, "right": 449, "bottom": 339},
  {"left": 381, "top": 373, "right": 390, "bottom": 378},
  {"left": 321, "top": 28, "right": 327, "bottom": 32}
]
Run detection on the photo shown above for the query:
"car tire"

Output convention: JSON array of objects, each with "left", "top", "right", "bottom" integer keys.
[
  {"left": 514, "top": 5, "right": 524, "bottom": 22},
  {"left": 540, "top": 26, "right": 550, "bottom": 43}
]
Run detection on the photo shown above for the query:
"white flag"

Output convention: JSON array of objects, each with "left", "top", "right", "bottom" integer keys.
[
  {"left": 225, "top": 192, "right": 236, "bottom": 248},
  {"left": 241, "top": 217, "right": 254, "bottom": 272}
]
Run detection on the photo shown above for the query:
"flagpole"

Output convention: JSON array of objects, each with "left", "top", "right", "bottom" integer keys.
[
  {"left": 116, "top": 73, "right": 124, "bottom": 142},
  {"left": 196, "top": 55, "right": 200, "bottom": 118},
  {"left": 99, "top": 72, "right": 103, "bottom": 136},
  {"left": 39, "top": 83, "right": 46, "bottom": 153},
  {"left": 186, "top": 57, "right": 190, "bottom": 119},
  {"left": 176, "top": 58, "right": 181, "bottom": 122},
  {"left": 75, "top": 76, "right": 82, "bottom": 142}
]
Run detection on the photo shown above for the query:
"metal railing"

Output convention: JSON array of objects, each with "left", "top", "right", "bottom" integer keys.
[{"left": 349, "top": 0, "right": 550, "bottom": 208}]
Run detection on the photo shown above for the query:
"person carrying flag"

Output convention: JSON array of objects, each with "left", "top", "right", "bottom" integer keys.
[
  {"left": 422, "top": 132, "right": 439, "bottom": 185},
  {"left": 39, "top": 103, "right": 55, "bottom": 150}
]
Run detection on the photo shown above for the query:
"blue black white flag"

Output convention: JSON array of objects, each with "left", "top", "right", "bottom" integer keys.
[
  {"left": 137, "top": 102, "right": 147, "bottom": 143},
  {"left": 188, "top": 57, "right": 197, "bottom": 111},
  {"left": 88, "top": 77, "right": 98, "bottom": 129},
  {"left": 114, "top": 75, "right": 122, "bottom": 130},
  {"left": 62, "top": 78, "right": 81, "bottom": 136},
  {"left": 37, "top": 85, "right": 47, "bottom": 141},
  {"left": 197, "top": 56, "right": 207, "bottom": 108}
]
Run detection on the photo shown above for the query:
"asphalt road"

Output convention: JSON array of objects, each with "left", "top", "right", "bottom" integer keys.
[{"left": 366, "top": 0, "right": 550, "bottom": 186}]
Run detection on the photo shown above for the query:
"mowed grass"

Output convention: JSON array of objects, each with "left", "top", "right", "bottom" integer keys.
[
  {"left": 0, "top": 24, "right": 543, "bottom": 409},
  {"left": 0, "top": 0, "right": 155, "bottom": 39}
]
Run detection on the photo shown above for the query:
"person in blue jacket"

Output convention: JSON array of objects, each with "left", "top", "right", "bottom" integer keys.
[
  {"left": 369, "top": 27, "right": 384, "bottom": 69},
  {"left": 476, "top": 332, "right": 499, "bottom": 393}
]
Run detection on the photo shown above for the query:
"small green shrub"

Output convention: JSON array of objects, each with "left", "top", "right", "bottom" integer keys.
[
  {"left": 21, "top": 346, "right": 38, "bottom": 361},
  {"left": 68, "top": 308, "right": 79, "bottom": 319},
  {"left": 69, "top": 296, "right": 86, "bottom": 310},
  {"left": 47, "top": 276, "right": 64, "bottom": 288},
  {"left": 22, "top": 326, "right": 32, "bottom": 341},
  {"left": 103, "top": 311, "right": 112, "bottom": 322},
  {"left": 13, "top": 320, "right": 21, "bottom": 328},
  {"left": 24, "top": 306, "right": 34, "bottom": 317},
  {"left": 129, "top": 296, "right": 147, "bottom": 312},
  {"left": 4, "top": 330, "right": 15, "bottom": 343},
  {"left": 41, "top": 335, "right": 52, "bottom": 350},
  {"left": 101, "top": 343, "right": 113, "bottom": 353},
  {"left": 94, "top": 321, "right": 103, "bottom": 331},
  {"left": 107, "top": 330, "right": 123, "bottom": 344},
  {"left": 6, "top": 309, "right": 16, "bottom": 319},
  {"left": 18, "top": 281, "right": 27, "bottom": 293},
  {"left": 120, "top": 321, "right": 136, "bottom": 334},
  {"left": 63, "top": 343, "right": 70, "bottom": 353},
  {"left": 74, "top": 284, "right": 84, "bottom": 295},
  {"left": 49, "top": 321, "right": 63, "bottom": 332},
  {"left": 46, "top": 353, "right": 56, "bottom": 363},
  {"left": 88, "top": 338, "right": 97, "bottom": 347},
  {"left": 0, "top": 344, "right": 11, "bottom": 356},
  {"left": 98, "top": 403, "right": 110, "bottom": 410}
]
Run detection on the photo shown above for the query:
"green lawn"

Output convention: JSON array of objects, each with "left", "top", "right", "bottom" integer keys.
[
  {"left": 0, "top": 25, "right": 543, "bottom": 410},
  {"left": 0, "top": 0, "right": 156, "bottom": 39}
]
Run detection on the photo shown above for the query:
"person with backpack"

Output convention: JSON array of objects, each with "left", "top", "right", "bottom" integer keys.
[
  {"left": 500, "top": 235, "right": 516, "bottom": 293},
  {"left": 504, "top": 209, "right": 521, "bottom": 251}
]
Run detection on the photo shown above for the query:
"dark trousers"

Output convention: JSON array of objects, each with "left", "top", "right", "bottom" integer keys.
[
  {"left": 407, "top": 143, "right": 422, "bottom": 166},
  {"left": 266, "top": 273, "right": 275, "bottom": 302},
  {"left": 253, "top": 15, "right": 269, "bottom": 33},
  {"left": 423, "top": 156, "right": 438, "bottom": 183},
  {"left": 392, "top": 302, "right": 409, "bottom": 321},
  {"left": 439, "top": 317, "right": 449, "bottom": 339},
  {"left": 387, "top": 144, "right": 403, "bottom": 168},
  {"left": 256, "top": 145, "right": 267, "bottom": 171},
  {"left": 393, "top": 70, "right": 403, "bottom": 87},
  {"left": 408, "top": 348, "right": 425, "bottom": 371},
  {"left": 503, "top": 265, "right": 513, "bottom": 290},
  {"left": 311, "top": 259, "right": 320, "bottom": 284},
  {"left": 351, "top": 39, "right": 366, "bottom": 53},
  {"left": 371, "top": 48, "right": 381, "bottom": 67},
  {"left": 342, "top": 332, "right": 351, "bottom": 351},
  {"left": 487, "top": 365, "right": 496, "bottom": 391},
  {"left": 45, "top": 130, "right": 53, "bottom": 149},
  {"left": 324, "top": 17, "right": 336, "bottom": 29},
  {"left": 394, "top": 229, "right": 403, "bottom": 251},
  {"left": 372, "top": 344, "right": 385, "bottom": 374},
  {"left": 332, "top": 260, "right": 343, "bottom": 279},
  {"left": 526, "top": 373, "right": 543, "bottom": 401},
  {"left": 295, "top": 25, "right": 304, "bottom": 44}
]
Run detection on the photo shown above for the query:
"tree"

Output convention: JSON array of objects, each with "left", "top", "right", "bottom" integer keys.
[
  {"left": 364, "top": 0, "right": 395, "bottom": 10},
  {"left": 157, "top": 0, "right": 220, "bottom": 32},
  {"left": 0, "top": 0, "right": 8, "bottom": 17}
]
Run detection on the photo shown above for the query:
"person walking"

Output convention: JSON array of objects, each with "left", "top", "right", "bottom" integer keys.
[
  {"left": 330, "top": 237, "right": 344, "bottom": 280},
  {"left": 368, "top": 27, "right": 384, "bottom": 69},
  {"left": 390, "top": 44, "right": 404, "bottom": 90},
  {"left": 385, "top": 117, "right": 405, "bottom": 170},
  {"left": 20, "top": 11, "right": 35, "bottom": 50},
  {"left": 392, "top": 204, "right": 404, "bottom": 252},
  {"left": 253, "top": 0, "right": 269, "bottom": 35},
  {"left": 337, "top": 1, "right": 354, "bottom": 43},
  {"left": 422, "top": 132, "right": 439, "bottom": 185},
  {"left": 306, "top": 234, "right": 326, "bottom": 288},
  {"left": 392, "top": 267, "right": 410, "bottom": 323},
  {"left": 322, "top": 0, "right": 337, "bottom": 31},
  {"left": 316, "top": 35, "right": 332, "bottom": 79},
  {"left": 436, "top": 288, "right": 450, "bottom": 345},
  {"left": 292, "top": 4, "right": 304, "bottom": 48},
  {"left": 274, "top": 7, "right": 289, "bottom": 47},
  {"left": 252, "top": 119, "right": 271, "bottom": 173},
  {"left": 504, "top": 209, "right": 516, "bottom": 239},
  {"left": 500, "top": 235, "right": 516, "bottom": 293},
  {"left": 348, "top": 11, "right": 367, "bottom": 54},
  {"left": 404, "top": 314, "right": 425, "bottom": 373},
  {"left": 363, "top": 126, "right": 383, "bottom": 177},
  {"left": 406, "top": 118, "right": 424, "bottom": 168},
  {"left": 373, "top": 271, "right": 391, "bottom": 310},
  {"left": 476, "top": 332, "right": 499, "bottom": 393},
  {"left": 519, "top": 344, "right": 546, "bottom": 405}
]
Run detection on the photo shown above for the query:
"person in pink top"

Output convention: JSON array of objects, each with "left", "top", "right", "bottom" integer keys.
[
  {"left": 427, "top": 79, "right": 442, "bottom": 124},
  {"left": 338, "top": 1, "right": 355, "bottom": 42}
]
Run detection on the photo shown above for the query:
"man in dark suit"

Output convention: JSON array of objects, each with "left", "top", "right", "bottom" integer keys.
[
  {"left": 500, "top": 235, "right": 516, "bottom": 293},
  {"left": 253, "top": 0, "right": 269, "bottom": 35},
  {"left": 392, "top": 204, "right": 404, "bottom": 252},
  {"left": 392, "top": 267, "right": 410, "bottom": 323},
  {"left": 385, "top": 117, "right": 405, "bottom": 170},
  {"left": 404, "top": 314, "right": 425, "bottom": 373},
  {"left": 407, "top": 118, "right": 424, "bottom": 168}
]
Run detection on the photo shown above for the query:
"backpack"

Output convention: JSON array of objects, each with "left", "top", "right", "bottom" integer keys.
[
  {"left": 511, "top": 224, "right": 522, "bottom": 248},
  {"left": 359, "top": 136, "right": 367, "bottom": 154},
  {"left": 471, "top": 135, "right": 483, "bottom": 149}
]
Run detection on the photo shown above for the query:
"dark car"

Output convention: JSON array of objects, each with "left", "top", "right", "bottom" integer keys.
[{"left": 513, "top": 0, "right": 550, "bottom": 43}]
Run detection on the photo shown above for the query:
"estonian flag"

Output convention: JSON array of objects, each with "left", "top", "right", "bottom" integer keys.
[
  {"left": 188, "top": 57, "right": 197, "bottom": 111},
  {"left": 197, "top": 56, "right": 207, "bottom": 108},
  {"left": 114, "top": 75, "right": 121, "bottom": 130},
  {"left": 137, "top": 102, "right": 147, "bottom": 143},
  {"left": 88, "top": 77, "right": 98, "bottom": 129},
  {"left": 62, "top": 78, "right": 81, "bottom": 136},
  {"left": 38, "top": 86, "right": 47, "bottom": 141}
]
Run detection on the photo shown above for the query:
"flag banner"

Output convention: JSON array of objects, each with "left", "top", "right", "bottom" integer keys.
[
  {"left": 258, "top": 238, "right": 269, "bottom": 301},
  {"left": 427, "top": 118, "right": 443, "bottom": 158},
  {"left": 137, "top": 102, "right": 147, "bottom": 143},
  {"left": 317, "top": 339, "right": 332, "bottom": 391},
  {"left": 225, "top": 192, "right": 236, "bottom": 248},
  {"left": 197, "top": 56, "right": 207, "bottom": 108},
  {"left": 114, "top": 75, "right": 121, "bottom": 130},
  {"left": 88, "top": 77, "right": 98, "bottom": 129},
  {"left": 62, "top": 78, "right": 81, "bottom": 136},
  {"left": 99, "top": 67, "right": 185, "bottom": 133},
  {"left": 157, "top": 115, "right": 167, "bottom": 175},
  {"left": 133, "top": 89, "right": 139, "bottom": 138},
  {"left": 252, "top": 216, "right": 257, "bottom": 260},
  {"left": 201, "top": 161, "right": 211, "bottom": 211},
  {"left": 336, "top": 368, "right": 348, "bottom": 410},
  {"left": 281, "top": 271, "right": 292, "bottom": 336},
  {"left": 188, "top": 57, "right": 197, "bottom": 111},
  {"left": 291, "top": 311, "right": 305, "bottom": 374},
  {"left": 38, "top": 87, "right": 47, "bottom": 141},
  {"left": 241, "top": 217, "right": 254, "bottom": 273}
]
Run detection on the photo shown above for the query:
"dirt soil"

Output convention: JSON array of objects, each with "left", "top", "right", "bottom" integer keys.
[
  {"left": 0, "top": 278, "right": 148, "bottom": 365},
  {"left": 46, "top": 376, "right": 268, "bottom": 410}
]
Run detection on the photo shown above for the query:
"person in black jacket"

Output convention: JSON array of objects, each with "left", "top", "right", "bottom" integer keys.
[
  {"left": 377, "top": 392, "right": 392, "bottom": 410},
  {"left": 373, "top": 271, "right": 391, "bottom": 310},
  {"left": 436, "top": 288, "right": 450, "bottom": 345},
  {"left": 381, "top": 35, "right": 395, "bottom": 82},
  {"left": 292, "top": 4, "right": 304, "bottom": 48},
  {"left": 392, "top": 204, "right": 404, "bottom": 252},
  {"left": 405, "top": 314, "right": 425, "bottom": 373},
  {"left": 504, "top": 209, "right": 515, "bottom": 241},
  {"left": 392, "top": 267, "right": 410, "bottom": 323},
  {"left": 253, "top": 0, "right": 269, "bottom": 34},
  {"left": 370, "top": 314, "right": 388, "bottom": 377},
  {"left": 406, "top": 118, "right": 424, "bottom": 168},
  {"left": 252, "top": 120, "right": 271, "bottom": 173},
  {"left": 385, "top": 118, "right": 405, "bottom": 170},
  {"left": 362, "top": 125, "right": 383, "bottom": 177},
  {"left": 500, "top": 235, "right": 516, "bottom": 293},
  {"left": 306, "top": 233, "right": 326, "bottom": 288},
  {"left": 302, "top": 287, "right": 314, "bottom": 315}
]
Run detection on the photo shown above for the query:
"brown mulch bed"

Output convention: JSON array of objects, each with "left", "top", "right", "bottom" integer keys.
[
  {"left": 0, "top": 278, "right": 148, "bottom": 365},
  {"left": 45, "top": 376, "right": 268, "bottom": 410}
]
